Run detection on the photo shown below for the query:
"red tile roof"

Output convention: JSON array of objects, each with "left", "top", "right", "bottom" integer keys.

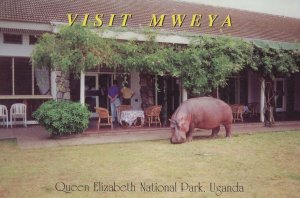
[
  {"left": 1, "top": 0, "right": 300, "bottom": 43},
  {"left": 0, "top": 27, "right": 49, "bottom": 35}
]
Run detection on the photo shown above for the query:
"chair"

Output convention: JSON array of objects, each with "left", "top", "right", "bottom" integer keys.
[
  {"left": 247, "top": 102, "right": 258, "bottom": 117},
  {"left": 230, "top": 104, "right": 244, "bottom": 123},
  {"left": 95, "top": 107, "right": 112, "bottom": 129},
  {"left": 116, "top": 105, "right": 132, "bottom": 123},
  {"left": 144, "top": 105, "right": 162, "bottom": 127},
  {"left": 10, "top": 103, "right": 27, "bottom": 128},
  {"left": 0, "top": 105, "right": 9, "bottom": 128}
]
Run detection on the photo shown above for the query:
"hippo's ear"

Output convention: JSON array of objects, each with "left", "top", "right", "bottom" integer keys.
[
  {"left": 169, "top": 119, "right": 177, "bottom": 126},
  {"left": 169, "top": 119, "right": 175, "bottom": 124}
]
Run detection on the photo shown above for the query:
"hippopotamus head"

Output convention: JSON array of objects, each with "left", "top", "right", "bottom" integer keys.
[{"left": 169, "top": 118, "right": 189, "bottom": 144}]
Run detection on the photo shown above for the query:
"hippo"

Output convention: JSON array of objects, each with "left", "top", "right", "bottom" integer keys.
[{"left": 169, "top": 97, "right": 233, "bottom": 144}]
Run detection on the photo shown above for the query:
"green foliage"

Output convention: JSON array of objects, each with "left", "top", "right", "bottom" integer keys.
[
  {"left": 250, "top": 46, "right": 299, "bottom": 80},
  {"left": 292, "top": 50, "right": 300, "bottom": 66},
  {"left": 33, "top": 100, "right": 91, "bottom": 136},
  {"left": 31, "top": 33, "right": 56, "bottom": 69},
  {"left": 32, "top": 25, "right": 116, "bottom": 75},
  {"left": 179, "top": 36, "right": 252, "bottom": 94},
  {"left": 31, "top": 25, "right": 300, "bottom": 96},
  {"left": 110, "top": 35, "right": 252, "bottom": 94}
]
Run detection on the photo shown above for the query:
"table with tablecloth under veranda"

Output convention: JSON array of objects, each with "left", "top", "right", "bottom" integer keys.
[{"left": 119, "top": 110, "right": 144, "bottom": 127}]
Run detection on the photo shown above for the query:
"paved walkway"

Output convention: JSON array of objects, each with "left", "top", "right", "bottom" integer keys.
[{"left": 0, "top": 121, "right": 300, "bottom": 149}]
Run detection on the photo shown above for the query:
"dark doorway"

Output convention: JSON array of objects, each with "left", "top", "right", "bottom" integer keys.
[{"left": 157, "top": 76, "right": 180, "bottom": 125}]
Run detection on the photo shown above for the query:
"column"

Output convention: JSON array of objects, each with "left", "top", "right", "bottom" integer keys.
[
  {"left": 50, "top": 70, "right": 57, "bottom": 99},
  {"left": 154, "top": 75, "right": 158, "bottom": 105},
  {"left": 260, "top": 78, "right": 265, "bottom": 122},
  {"left": 80, "top": 71, "right": 85, "bottom": 105}
]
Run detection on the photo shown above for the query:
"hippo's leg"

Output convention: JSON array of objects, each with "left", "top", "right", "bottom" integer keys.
[
  {"left": 224, "top": 124, "right": 232, "bottom": 137},
  {"left": 186, "top": 128, "right": 194, "bottom": 142},
  {"left": 211, "top": 126, "right": 220, "bottom": 138}
]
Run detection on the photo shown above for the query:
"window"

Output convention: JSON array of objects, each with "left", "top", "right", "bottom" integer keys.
[
  {"left": 219, "top": 76, "right": 248, "bottom": 105},
  {"left": 29, "top": 35, "right": 39, "bottom": 45},
  {"left": 14, "top": 58, "right": 32, "bottom": 95},
  {"left": 3, "top": 34, "right": 22, "bottom": 44},
  {"left": 0, "top": 57, "right": 50, "bottom": 95},
  {"left": 0, "top": 57, "right": 13, "bottom": 94},
  {"left": 274, "top": 79, "right": 286, "bottom": 112}
]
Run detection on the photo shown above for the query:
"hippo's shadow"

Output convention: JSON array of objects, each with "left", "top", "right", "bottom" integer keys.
[{"left": 192, "top": 135, "right": 225, "bottom": 141}]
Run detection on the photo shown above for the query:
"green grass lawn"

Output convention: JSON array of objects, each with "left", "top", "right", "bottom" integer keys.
[{"left": 0, "top": 131, "right": 299, "bottom": 198}]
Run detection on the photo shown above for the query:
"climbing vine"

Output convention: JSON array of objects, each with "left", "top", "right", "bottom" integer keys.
[
  {"left": 31, "top": 25, "right": 300, "bottom": 96},
  {"left": 249, "top": 46, "right": 299, "bottom": 125},
  {"left": 250, "top": 46, "right": 299, "bottom": 80},
  {"left": 31, "top": 25, "right": 116, "bottom": 74}
]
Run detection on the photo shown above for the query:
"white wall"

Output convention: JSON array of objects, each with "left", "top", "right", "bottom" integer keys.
[
  {"left": 0, "top": 20, "right": 52, "bottom": 57},
  {"left": 0, "top": 32, "right": 35, "bottom": 57},
  {"left": 130, "top": 71, "right": 142, "bottom": 109}
]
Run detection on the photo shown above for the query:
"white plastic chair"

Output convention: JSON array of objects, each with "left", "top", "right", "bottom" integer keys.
[
  {"left": 0, "top": 105, "right": 9, "bottom": 128},
  {"left": 10, "top": 103, "right": 27, "bottom": 128}
]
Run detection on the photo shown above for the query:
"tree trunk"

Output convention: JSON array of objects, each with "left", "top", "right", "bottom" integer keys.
[
  {"left": 162, "top": 77, "right": 168, "bottom": 126},
  {"left": 264, "top": 81, "right": 276, "bottom": 127}
]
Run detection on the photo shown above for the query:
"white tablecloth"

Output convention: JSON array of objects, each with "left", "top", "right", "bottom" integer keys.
[{"left": 119, "top": 110, "right": 145, "bottom": 127}]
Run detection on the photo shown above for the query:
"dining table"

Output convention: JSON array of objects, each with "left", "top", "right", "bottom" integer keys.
[{"left": 119, "top": 109, "right": 145, "bottom": 127}]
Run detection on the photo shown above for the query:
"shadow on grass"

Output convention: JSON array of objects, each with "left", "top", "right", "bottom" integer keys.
[
  {"left": 287, "top": 173, "right": 300, "bottom": 181},
  {"left": 0, "top": 138, "right": 17, "bottom": 147},
  {"left": 194, "top": 132, "right": 255, "bottom": 140}
]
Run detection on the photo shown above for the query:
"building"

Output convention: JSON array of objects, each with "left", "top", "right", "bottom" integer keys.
[{"left": 1, "top": 0, "right": 300, "bottom": 125}]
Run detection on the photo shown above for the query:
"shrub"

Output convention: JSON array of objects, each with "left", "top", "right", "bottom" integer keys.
[{"left": 33, "top": 100, "right": 91, "bottom": 136}]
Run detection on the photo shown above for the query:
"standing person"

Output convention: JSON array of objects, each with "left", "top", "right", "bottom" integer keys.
[
  {"left": 108, "top": 80, "right": 121, "bottom": 123},
  {"left": 121, "top": 82, "right": 134, "bottom": 105},
  {"left": 98, "top": 85, "right": 106, "bottom": 107}
]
